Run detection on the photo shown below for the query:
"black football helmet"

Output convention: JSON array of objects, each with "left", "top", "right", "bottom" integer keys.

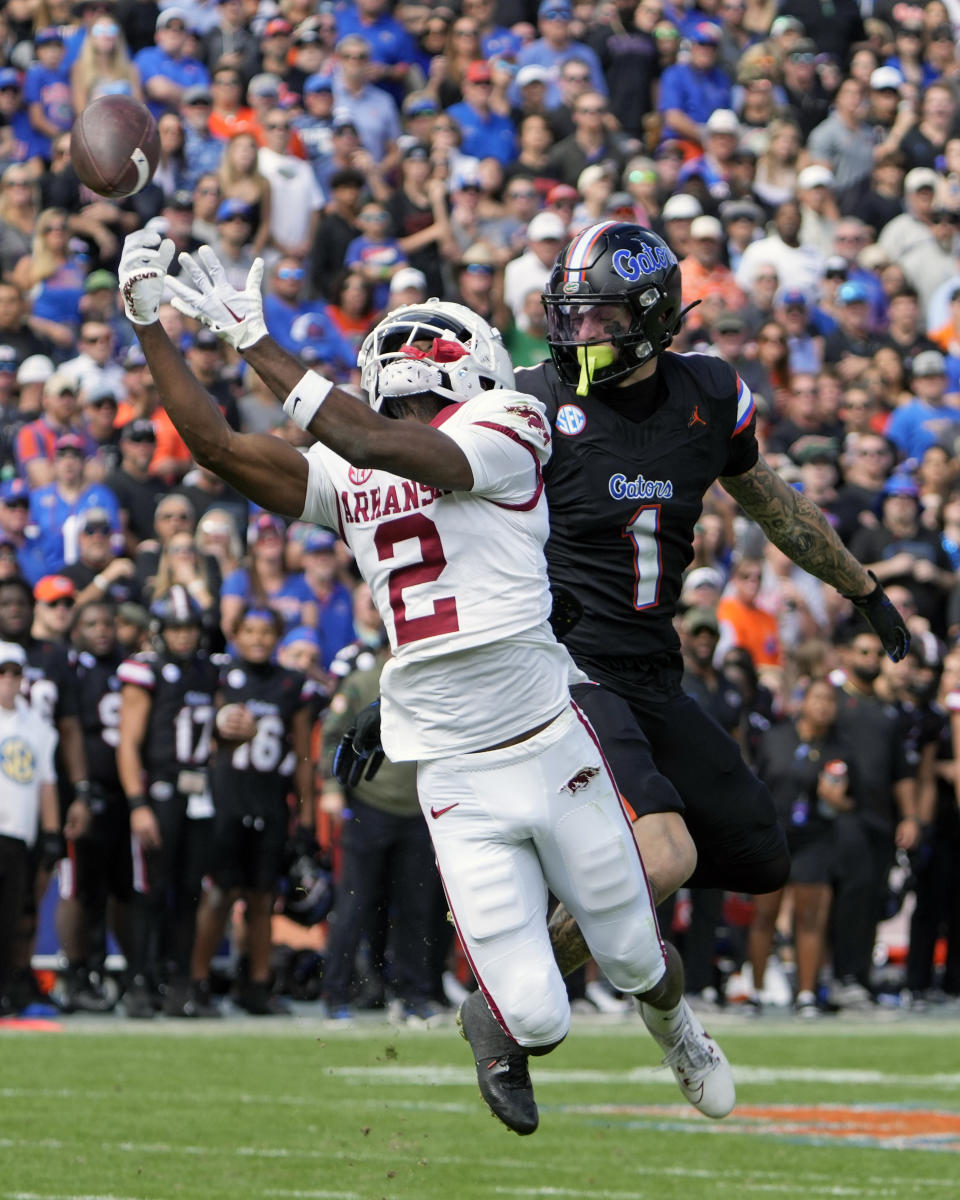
[{"left": 542, "top": 221, "right": 692, "bottom": 393}]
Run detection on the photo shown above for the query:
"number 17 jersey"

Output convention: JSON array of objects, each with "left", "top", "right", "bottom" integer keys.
[{"left": 299, "top": 389, "right": 581, "bottom": 762}]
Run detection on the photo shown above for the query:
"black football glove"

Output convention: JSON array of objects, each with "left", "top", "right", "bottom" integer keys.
[
  {"left": 549, "top": 586, "right": 583, "bottom": 641},
  {"left": 332, "top": 699, "right": 385, "bottom": 788},
  {"left": 845, "top": 570, "right": 910, "bottom": 662},
  {"left": 39, "top": 830, "right": 66, "bottom": 872}
]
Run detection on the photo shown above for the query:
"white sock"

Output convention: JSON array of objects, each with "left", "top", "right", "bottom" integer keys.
[
  {"left": 643, "top": 998, "right": 685, "bottom": 1040},
  {"left": 796, "top": 990, "right": 816, "bottom": 1006}
]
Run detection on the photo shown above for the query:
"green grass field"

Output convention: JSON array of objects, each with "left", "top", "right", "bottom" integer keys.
[{"left": 1, "top": 1013, "right": 958, "bottom": 1200}]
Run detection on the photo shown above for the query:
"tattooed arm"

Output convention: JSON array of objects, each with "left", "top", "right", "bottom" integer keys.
[{"left": 720, "top": 454, "right": 871, "bottom": 595}]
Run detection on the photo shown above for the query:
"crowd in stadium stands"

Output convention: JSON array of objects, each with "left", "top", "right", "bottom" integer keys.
[{"left": 1, "top": 0, "right": 960, "bottom": 1023}]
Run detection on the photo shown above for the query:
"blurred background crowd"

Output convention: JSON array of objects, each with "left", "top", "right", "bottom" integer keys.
[{"left": 0, "top": 0, "right": 958, "bottom": 1023}]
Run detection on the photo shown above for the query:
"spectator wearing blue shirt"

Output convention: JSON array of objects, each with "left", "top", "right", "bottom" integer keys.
[
  {"left": 29, "top": 436, "right": 120, "bottom": 573},
  {"left": 447, "top": 61, "right": 517, "bottom": 167},
  {"left": 337, "top": 0, "right": 419, "bottom": 107},
  {"left": 463, "top": 0, "right": 523, "bottom": 60},
  {"left": 886, "top": 350, "right": 960, "bottom": 463},
  {"left": 134, "top": 8, "right": 210, "bottom": 122},
  {"left": 0, "top": 478, "right": 47, "bottom": 587},
  {"left": 657, "top": 21, "right": 732, "bottom": 145},
  {"left": 512, "top": 0, "right": 607, "bottom": 110},
  {"left": 344, "top": 200, "right": 409, "bottom": 312},
  {"left": 262, "top": 256, "right": 356, "bottom": 381},
  {"left": 180, "top": 84, "right": 223, "bottom": 189},
  {"left": 300, "top": 529, "right": 357, "bottom": 671},
  {"left": 0, "top": 69, "right": 48, "bottom": 165},
  {"left": 220, "top": 514, "right": 318, "bottom": 642},
  {"left": 331, "top": 34, "right": 401, "bottom": 168},
  {"left": 24, "top": 29, "right": 73, "bottom": 162}
]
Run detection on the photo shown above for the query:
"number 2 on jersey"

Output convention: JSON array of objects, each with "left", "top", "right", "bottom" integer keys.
[
  {"left": 622, "top": 505, "right": 662, "bottom": 610},
  {"left": 375, "top": 513, "right": 460, "bottom": 646}
]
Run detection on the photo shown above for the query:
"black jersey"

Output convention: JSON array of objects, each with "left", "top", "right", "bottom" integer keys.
[
  {"left": 72, "top": 648, "right": 124, "bottom": 791},
  {"left": 117, "top": 650, "right": 219, "bottom": 781},
  {"left": 211, "top": 658, "right": 313, "bottom": 813},
  {"left": 516, "top": 354, "right": 759, "bottom": 660},
  {"left": 23, "top": 636, "right": 79, "bottom": 727}
]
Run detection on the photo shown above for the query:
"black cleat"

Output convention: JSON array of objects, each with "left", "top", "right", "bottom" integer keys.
[
  {"left": 167, "top": 979, "right": 222, "bottom": 1018},
  {"left": 123, "top": 976, "right": 157, "bottom": 1020},
  {"left": 457, "top": 990, "right": 538, "bottom": 1135},
  {"left": 235, "top": 981, "right": 292, "bottom": 1015}
]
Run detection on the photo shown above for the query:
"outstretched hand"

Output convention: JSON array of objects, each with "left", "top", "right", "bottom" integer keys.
[
  {"left": 118, "top": 229, "right": 175, "bottom": 325},
  {"left": 166, "top": 245, "right": 267, "bottom": 351},
  {"left": 332, "top": 700, "right": 385, "bottom": 789}
]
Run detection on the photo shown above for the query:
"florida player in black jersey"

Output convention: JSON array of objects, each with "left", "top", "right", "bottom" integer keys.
[
  {"left": 116, "top": 585, "right": 219, "bottom": 1018},
  {"left": 521, "top": 222, "right": 912, "bottom": 974},
  {"left": 182, "top": 606, "right": 317, "bottom": 1017},
  {"left": 57, "top": 601, "right": 130, "bottom": 1011}
]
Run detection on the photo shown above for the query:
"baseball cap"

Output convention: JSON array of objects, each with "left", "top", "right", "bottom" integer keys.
[
  {"left": 824, "top": 254, "right": 849, "bottom": 277},
  {"left": 303, "top": 529, "right": 337, "bottom": 554},
  {"left": 790, "top": 435, "right": 839, "bottom": 465},
  {"left": 16, "top": 354, "right": 54, "bottom": 386},
  {"left": 684, "top": 566, "right": 724, "bottom": 592},
  {"left": 690, "top": 21, "right": 721, "bottom": 44},
  {"left": 705, "top": 109, "right": 739, "bottom": 135},
  {"left": 45, "top": 371, "right": 77, "bottom": 397},
  {"left": 517, "top": 64, "right": 549, "bottom": 88},
  {"left": 0, "top": 69, "right": 21, "bottom": 89},
  {"left": 787, "top": 37, "right": 816, "bottom": 60},
  {"left": 293, "top": 27, "right": 319, "bottom": 45},
  {"left": 247, "top": 73, "right": 280, "bottom": 97},
  {"left": 216, "top": 197, "right": 255, "bottom": 222},
  {"left": 304, "top": 73, "right": 333, "bottom": 94},
  {"left": 329, "top": 167, "right": 365, "bottom": 190},
  {"left": 183, "top": 84, "right": 212, "bottom": 104},
  {"left": 35, "top": 27, "right": 64, "bottom": 46},
  {"left": 661, "top": 193, "right": 702, "bottom": 221},
  {"left": 796, "top": 164, "right": 834, "bottom": 190},
  {"left": 250, "top": 512, "right": 286, "bottom": 539},
  {"left": 123, "top": 343, "right": 146, "bottom": 369},
  {"left": 402, "top": 93, "right": 438, "bottom": 117},
  {"left": 882, "top": 473, "right": 919, "bottom": 499},
  {"left": 401, "top": 141, "right": 430, "bottom": 162},
  {"left": 459, "top": 242, "right": 495, "bottom": 270},
  {"left": 34, "top": 574, "right": 75, "bottom": 603},
  {"left": 770, "top": 15, "right": 803, "bottom": 35},
  {"left": 682, "top": 607, "right": 720, "bottom": 635},
  {"left": 712, "top": 313, "right": 746, "bottom": 335},
  {"left": 332, "top": 112, "right": 358, "bottom": 132},
  {"left": 117, "top": 601, "right": 150, "bottom": 629},
  {"left": 905, "top": 167, "right": 940, "bottom": 193},
  {"left": 167, "top": 189, "right": 194, "bottom": 211},
  {"left": 779, "top": 288, "right": 808, "bottom": 307},
  {"left": 0, "top": 478, "right": 28, "bottom": 504},
  {"left": 538, "top": 0, "right": 572, "bottom": 17},
  {"left": 263, "top": 17, "right": 292, "bottom": 36},
  {"left": 465, "top": 60, "right": 492, "bottom": 85},
  {"left": 870, "top": 66, "right": 903, "bottom": 91},
  {"left": 83, "top": 269, "right": 117, "bottom": 293},
  {"left": 79, "top": 506, "right": 112, "bottom": 531},
  {"left": 577, "top": 163, "right": 611, "bottom": 191},
  {"left": 120, "top": 417, "right": 156, "bottom": 441},
  {"left": 912, "top": 349, "right": 947, "bottom": 377},
  {"left": 389, "top": 267, "right": 427, "bottom": 294},
  {"left": 157, "top": 7, "right": 189, "bottom": 29},
  {"left": 720, "top": 198, "right": 763, "bottom": 224},
  {"left": 0, "top": 641, "right": 26, "bottom": 668},
  {"left": 279, "top": 624, "right": 321, "bottom": 651},
  {"left": 526, "top": 211, "right": 566, "bottom": 242},
  {"left": 56, "top": 432, "right": 86, "bottom": 454},
  {"left": 547, "top": 183, "right": 579, "bottom": 205},
  {"left": 82, "top": 380, "right": 118, "bottom": 406},
  {"left": 185, "top": 328, "right": 220, "bottom": 351},
  {"left": 690, "top": 214, "right": 723, "bottom": 240},
  {"left": 836, "top": 281, "right": 869, "bottom": 305}
]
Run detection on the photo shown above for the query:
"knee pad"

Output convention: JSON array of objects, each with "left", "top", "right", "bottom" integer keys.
[
  {"left": 494, "top": 951, "right": 570, "bottom": 1049},
  {"left": 554, "top": 801, "right": 642, "bottom": 916},
  {"left": 593, "top": 912, "right": 666, "bottom": 996}
]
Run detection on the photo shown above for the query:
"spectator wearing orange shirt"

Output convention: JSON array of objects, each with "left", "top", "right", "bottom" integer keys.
[
  {"left": 679, "top": 214, "right": 745, "bottom": 333},
  {"left": 114, "top": 344, "right": 191, "bottom": 484},
  {"left": 716, "top": 555, "right": 781, "bottom": 668},
  {"left": 207, "top": 64, "right": 255, "bottom": 142}
]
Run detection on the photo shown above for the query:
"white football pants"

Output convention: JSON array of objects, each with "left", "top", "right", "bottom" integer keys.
[{"left": 417, "top": 702, "right": 666, "bottom": 1049}]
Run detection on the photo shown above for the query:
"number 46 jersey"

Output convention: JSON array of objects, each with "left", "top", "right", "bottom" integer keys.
[
  {"left": 516, "top": 352, "right": 760, "bottom": 662},
  {"left": 300, "top": 389, "right": 579, "bottom": 762}
]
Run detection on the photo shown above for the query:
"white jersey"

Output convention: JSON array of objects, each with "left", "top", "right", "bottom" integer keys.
[
  {"left": 0, "top": 695, "right": 57, "bottom": 846},
  {"left": 301, "top": 389, "right": 582, "bottom": 760}
]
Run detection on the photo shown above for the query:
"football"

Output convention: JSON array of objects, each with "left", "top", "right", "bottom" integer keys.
[{"left": 70, "top": 95, "right": 160, "bottom": 199}]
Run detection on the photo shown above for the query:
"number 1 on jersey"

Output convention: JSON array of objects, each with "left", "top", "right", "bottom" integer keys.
[{"left": 622, "top": 504, "right": 662, "bottom": 610}]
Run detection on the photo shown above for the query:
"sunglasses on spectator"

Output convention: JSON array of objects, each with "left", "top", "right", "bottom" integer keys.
[
  {"left": 266, "top": 122, "right": 290, "bottom": 131},
  {"left": 564, "top": 72, "right": 590, "bottom": 82},
  {"left": 127, "top": 432, "right": 156, "bottom": 444},
  {"left": 3, "top": 497, "right": 28, "bottom": 508},
  {"left": 88, "top": 397, "right": 117, "bottom": 409},
  {"left": 340, "top": 51, "right": 369, "bottom": 60},
  {"left": 82, "top": 522, "right": 111, "bottom": 536},
  {"left": 0, "top": 664, "right": 22, "bottom": 676},
  {"left": 277, "top": 267, "right": 304, "bottom": 279},
  {"left": 44, "top": 597, "right": 75, "bottom": 609},
  {"left": 83, "top": 332, "right": 111, "bottom": 343}
]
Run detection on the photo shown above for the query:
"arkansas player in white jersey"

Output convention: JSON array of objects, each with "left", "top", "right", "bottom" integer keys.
[{"left": 118, "top": 232, "right": 735, "bottom": 1135}]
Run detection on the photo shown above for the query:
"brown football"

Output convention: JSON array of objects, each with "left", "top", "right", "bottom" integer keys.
[{"left": 70, "top": 95, "right": 160, "bottom": 199}]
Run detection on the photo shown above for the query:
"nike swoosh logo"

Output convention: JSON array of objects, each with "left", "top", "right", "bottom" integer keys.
[
  {"left": 430, "top": 802, "right": 459, "bottom": 819},
  {"left": 291, "top": 396, "right": 301, "bottom": 412}
]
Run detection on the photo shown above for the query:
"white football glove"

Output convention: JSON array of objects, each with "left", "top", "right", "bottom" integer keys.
[
  {"left": 166, "top": 246, "right": 267, "bottom": 351},
  {"left": 118, "top": 229, "right": 176, "bottom": 326}
]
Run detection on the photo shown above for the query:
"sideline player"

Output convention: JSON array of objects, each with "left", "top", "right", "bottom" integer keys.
[
  {"left": 525, "top": 222, "right": 911, "bottom": 971},
  {"left": 117, "top": 231, "right": 735, "bottom": 1135}
]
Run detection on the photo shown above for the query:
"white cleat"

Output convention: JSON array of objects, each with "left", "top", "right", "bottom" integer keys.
[{"left": 640, "top": 998, "right": 735, "bottom": 1119}]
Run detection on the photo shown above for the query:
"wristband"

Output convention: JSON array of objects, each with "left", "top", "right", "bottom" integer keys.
[
  {"left": 74, "top": 780, "right": 91, "bottom": 802},
  {"left": 93, "top": 573, "right": 109, "bottom": 592},
  {"left": 282, "top": 370, "right": 332, "bottom": 431},
  {"left": 127, "top": 794, "right": 149, "bottom": 811}
]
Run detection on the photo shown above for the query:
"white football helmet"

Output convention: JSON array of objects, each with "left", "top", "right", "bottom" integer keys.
[{"left": 358, "top": 299, "right": 515, "bottom": 410}]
